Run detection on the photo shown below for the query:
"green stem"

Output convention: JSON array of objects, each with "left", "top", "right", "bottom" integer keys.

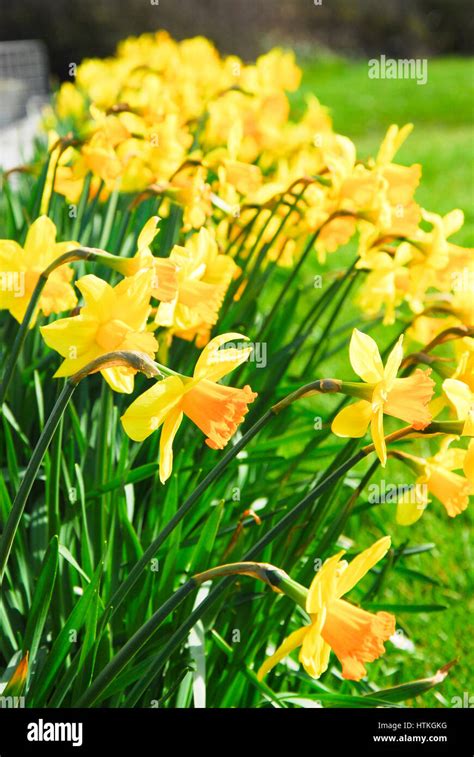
[
  {"left": 77, "top": 560, "right": 305, "bottom": 707},
  {"left": 115, "top": 426, "right": 416, "bottom": 703},
  {"left": 103, "top": 376, "right": 350, "bottom": 621}
]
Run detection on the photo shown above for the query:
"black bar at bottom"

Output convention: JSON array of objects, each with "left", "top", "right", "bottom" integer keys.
[{"left": 0, "top": 706, "right": 471, "bottom": 755}]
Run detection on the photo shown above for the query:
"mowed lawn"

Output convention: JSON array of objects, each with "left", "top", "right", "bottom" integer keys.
[{"left": 292, "top": 57, "right": 474, "bottom": 705}]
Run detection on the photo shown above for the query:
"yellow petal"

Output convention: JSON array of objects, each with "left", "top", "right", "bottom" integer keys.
[
  {"left": 40, "top": 315, "right": 98, "bottom": 358},
  {"left": 121, "top": 376, "right": 184, "bottom": 442},
  {"left": 257, "top": 626, "right": 308, "bottom": 680},
  {"left": 371, "top": 406, "right": 387, "bottom": 466},
  {"left": 331, "top": 400, "right": 372, "bottom": 438},
  {"left": 112, "top": 270, "right": 154, "bottom": 330},
  {"left": 23, "top": 215, "right": 57, "bottom": 267},
  {"left": 396, "top": 496, "right": 428, "bottom": 525},
  {"left": 299, "top": 614, "right": 331, "bottom": 678},
  {"left": 336, "top": 537, "right": 391, "bottom": 597},
  {"left": 443, "top": 378, "right": 472, "bottom": 420},
  {"left": 349, "top": 329, "right": 384, "bottom": 383},
  {"left": 464, "top": 440, "right": 474, "bottom": 485},
  {"left": 76, "top": 275, "right": 114, "bottom": 321},
  {"left": 137, "top": 216, "right": 160, "bottom": 251},
  {"left": 193, "top": 332, "right": 251, "bottom": 382},
  {"left": 383, "top": 335, "right": 404, "bottom": 389},
  {"left": 101, "top": 366, "right": 136, "bottom": 394},
  {"left": 159, "top": 406, "right": 183, "bottom": 483},
  {"left": 307, "top": 553, "right": 345, "bottom": 613}
]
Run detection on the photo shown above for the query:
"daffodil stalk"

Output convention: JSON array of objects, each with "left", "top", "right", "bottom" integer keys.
[
  {"left": 0, "top": 351, "right": 160, "bottom": 589},
  {"left": 103, "top": 376, "right": 416, "bottom": 622},
  {"left": 0, "top": 247, "right": 141, "bottom": 409},
  {"left": 115, "top": 426, "right": 422, "bottom": 707},
  {"left": 77, "top": 561, "right": 306, "bottom": 707}
]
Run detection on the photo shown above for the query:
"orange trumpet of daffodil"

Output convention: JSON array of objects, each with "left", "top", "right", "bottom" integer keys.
[
  {"left": 332, "top": 329, "right": 435, "bottom": 465},
  {"left": 40, "top": 270, "right": 157, "bottom": 393},
  {"left": 0, "top": 216, "right": 78, "bottom": 325},
  {"left": 121, "top": 333, "right": 257, "bottom": 483},
  {"left": 258, "top": 536, "right": 395, "bottom": 681}
]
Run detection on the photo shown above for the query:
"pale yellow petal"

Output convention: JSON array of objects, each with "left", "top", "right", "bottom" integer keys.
[
  {"left": 331, "top": 400, "right": 372, "bottom": 438},
  {"left": 137, "top": 216, "right": 160, "bottom": 252},
  {"left": 23, "top": 215, "right": 57, "bottom": 267},
  {"left": 193, "top": 332, "right": 251, "bottom": 382},
  {"left": 159, "top": 407, "right": 184, "bottom": 483},
  {"left": 383, "top": 335, "right": 404, "bottom": 389},
  {"left": 121, "top": 375, "right": 184, "bottom": 442},
  {"left": 349, "top": 329, "right": 384, "bottom": 383},
  {"left": 443, "top": 379, "right": 472, "bottom": 420},
  {"left": 371, "top": 406, "right": 387, "bottom": 466},
  {"left": 336, "top": 537, "right": 391, "bottom": 597},
  {"left": 257, "top": 626, "right": 308, "bottom": 680},
  {"left": 76, "top": 274, "right": 114, "bottom": 321}
]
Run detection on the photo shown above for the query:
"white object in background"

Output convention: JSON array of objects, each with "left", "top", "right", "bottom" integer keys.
[{"left": 0, "top": 96, "right": 48, "bottom": 171}]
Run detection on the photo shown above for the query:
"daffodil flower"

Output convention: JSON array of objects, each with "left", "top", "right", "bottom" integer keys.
[
  {"left": 126, "top": 216, "right": 178, "bottom": 302},
  {"left": 258, "top": 537, "right": 395, "bottom": 681},
  {"left": 394, "top": 437, "right": 473, "bottom": 525},
  {"left": 0, "top": 216, "right": 78, "bottom": 325},
  {"left": 332, "top": 329, "right": 434, "bottom": 465},
  {"left": 443, "top": 376, "right": 474, "bottom": 436},
  {"left": 40, "top": 270, "right": 157, "bottom": 393},
  {"left": 121, "top": 333, "right": 257, "bottom": 482},
  {"left": 155, "top": 227, "right": 237, "bottom": 346}
]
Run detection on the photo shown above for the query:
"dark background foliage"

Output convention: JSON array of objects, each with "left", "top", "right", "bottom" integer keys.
[{"left": 1, "top": 0, "right": 473, "bottom": 80}]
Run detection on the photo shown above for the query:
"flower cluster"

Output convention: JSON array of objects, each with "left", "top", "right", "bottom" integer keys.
[{"left": 0, "top": 31, "right": 471, "bottom": 694}]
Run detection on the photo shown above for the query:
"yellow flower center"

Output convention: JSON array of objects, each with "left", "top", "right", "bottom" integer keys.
[{"left": 95, "top": 319, "right": 130, "bottom": 352}]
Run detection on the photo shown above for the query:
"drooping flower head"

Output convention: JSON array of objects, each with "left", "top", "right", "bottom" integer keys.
[
  {"left": 258, "top": 537, "right": 395, "bottom": 681},
  {"left": 332, "top": 329, "right": 435, "bottom": 465},
  {"left": 41, "top": 270, "right": 157, "bottom": 393},
  {"left": 121, "top": 332, "right": 257, "bottom": 482},
  {"left": 395, "top": 437, "right": 473, "bottom": 525},
  {"left": 155, "top": 227, "right": 237, "bottom": 346}
]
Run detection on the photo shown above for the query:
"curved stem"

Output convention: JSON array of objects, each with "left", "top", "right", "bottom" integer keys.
[
  {"left": 104, "top": 375, "right": 349, "bottom": 619},
  {"left": 76, "top": 560, "right": 304, "bottom": 707}
]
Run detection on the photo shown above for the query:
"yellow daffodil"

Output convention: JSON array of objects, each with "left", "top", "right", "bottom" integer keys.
[
  {"left": 258, "top": 537, "right": 395, "bottom": 681},
  {"left": 121, "top": 333, "right": 257, "bottom": 482},
  {"left": 442, "top": 350, "right": 474, "bottom": 435},
  {"left": 40, "top": 270, "right": 157, "bottom": 393},
  {"left": 125, "top": 216, "right": 178, "bottom": 302},
  {"left": 356, "top": 242, "right": 412, "bottom": 325},
  {"left": 155, "top": 227, "right": 237, "bottom": 346},
  {"left": 394, "top": 437, "right": 473, "bottom": 524},
  {"left": 0, "top": 216, "right": 78, "bottom": 325},
  {"left": 332, "top": 329, "right": 435, "bottom": 465}
]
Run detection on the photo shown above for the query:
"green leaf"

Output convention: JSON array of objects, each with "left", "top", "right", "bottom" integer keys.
[
  {"left": 23, "top": 536, "right": 59, "bottom": 672},
  {"left": 29, "top": 561, "right": 103, "bottom": 706}
]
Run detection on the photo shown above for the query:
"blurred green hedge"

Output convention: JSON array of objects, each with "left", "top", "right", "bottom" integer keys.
[{"left": 1, "top": 0, "right": 472, "bottom": 80}]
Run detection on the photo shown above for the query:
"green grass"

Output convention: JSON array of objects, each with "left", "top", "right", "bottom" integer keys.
[{"left": 294, "top": 57, "right": 474, "bottom": 242}]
